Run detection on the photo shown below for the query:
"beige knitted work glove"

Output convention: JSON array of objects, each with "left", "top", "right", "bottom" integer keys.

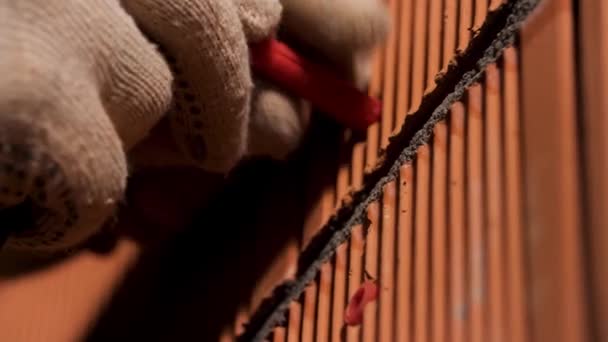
[
  {"left": 125, "top": 0, "right": 390, "bottom": 232},
  {"left": 0, "top": 0, "right": 282, "bottom": 252},
  {"left": 124, "top": 0, "right": 284, "bottom": 170},
  {"left": 130, "top": 0, "right": 390, "bottom": 164}
]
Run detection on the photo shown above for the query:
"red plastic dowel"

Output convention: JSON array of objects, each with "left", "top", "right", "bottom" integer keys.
[
  {"left": 249, "top": 39, "right": 382, "bottom": 131},
  {"left": 344, "top": 280, "right": 379, "bottom": 326}
]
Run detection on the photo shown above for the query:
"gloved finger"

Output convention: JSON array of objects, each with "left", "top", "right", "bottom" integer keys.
[
  {"left": 247, "top": 79, "right": 310, "bottom": 160},
  {"left": 129, "top": 80, "right": 309, "bottom": 166},
  {"left": 0, "top": 0, "right": 173, "bottom": 253},
  {"left": 233, "top": 0, "right": 283, "bottom": 42},
  {"left": 280, "top": 0, "right": 390, "bottom": 62},
  {"left": 122, "top": 0, "right": 253, "bottom": 173},
  {"left": 96, "top": 0, "right": 173, "bottom": 150},
  {"left": 0, "top": 70, "right": 126, "bottom": 253}
]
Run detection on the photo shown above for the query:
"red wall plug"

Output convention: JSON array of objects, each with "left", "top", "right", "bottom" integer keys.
[
  {"left": 249, "top": 38, "right": 382, "bottom": 131},
  {"left": 344, "top": 280, "right": 379, "bottom": 326}
]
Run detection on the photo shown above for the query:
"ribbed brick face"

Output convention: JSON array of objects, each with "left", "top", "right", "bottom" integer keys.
[
  {"left": 0, "top": 1, "right": 602, "bottom": 341},
  {"left": 241, "top": 0, "right": 595, "bottom": 341}
]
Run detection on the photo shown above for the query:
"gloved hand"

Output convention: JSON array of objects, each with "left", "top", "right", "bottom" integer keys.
[
  {"left": 125, "top": 0, "right": 391, "bottom": 251},
  {"left": 129, "top": 0, "right": 391, "bottom": 165},
  {"left": 0, "top": 0, "right": 282, "bottom": 252},
  {"left": 0, "top": 0, "right": 389, "bottom": 253}
]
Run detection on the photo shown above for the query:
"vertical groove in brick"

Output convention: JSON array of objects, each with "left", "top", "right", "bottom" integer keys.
[
  {"left": 379, "top": 181, "right": 397, "bottom": 342},
  {"left": 457, "top": 0, "right": 473, "bottom": 51},
  {"left": 315, "top": 263, "right": 332, "bottom": 342},
  {"left": 409, "top": 0, "right": 431, "bottom": 111},
  {"left": 448, "top": 103, "right": 467, "bottom": 342},
  {"left": 287, "top": 302, "right": 302, "bottom": 342},
  {"left": 579, "top": 1, "right": 608, "bottom": 340},
  {"left": 396, "top": 165, "right": 414, "bottom": 342},
  {"left": 300, "top": 266, "right": 317, "bottom": 342},
  {"left": 484, "top": 63, "right": 505, "bottom": 342},
  {"left": 381, "top": 0, "right": 400, "bottom": 148},
  {"left": 473, "top": 0, "right": 488, "bottom": 31},
  {"left": 426, "top": 0, "right": 444, "bottom": 91},
  {"left": 362, "top": 200, "right": 379, "bottom": 342},
  {"left": 413, "top": 145, "right": 431, "bottom": 342},
  {"left": 396, "top": 0, "right": 414, "bottom": 126},
  {"left": 442, "top": 0, "right": 458, "bottom": 68},
  {"left": 273, "top": 327, "right": 286, "bottom": 342},
  {"left": 466, "top": 84, "right": 485, "bottom": 342},
  {"left": 346, "top": 148, "right": 365, "bottom": 342},
  {"left": 502, "top": 46, "right": 528, "bottom": 342},
  {"left": 431, "top": 121, "right": 448, "bottom": 342},
  {"left": 329, "top": 162, "right": 350, "bottom": 342}
]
